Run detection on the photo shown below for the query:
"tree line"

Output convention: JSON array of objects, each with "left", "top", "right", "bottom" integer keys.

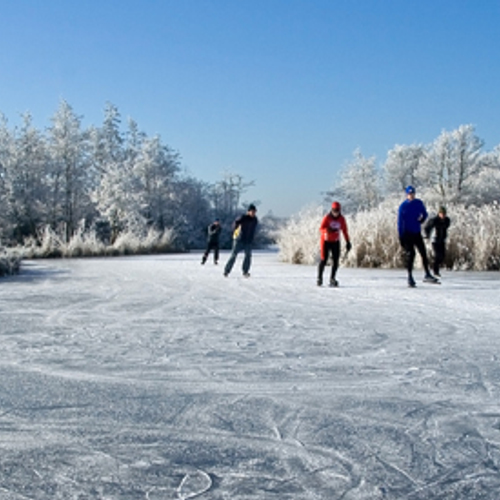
[
  {"left": 278, "top": 125, "right": 500, "bottom": 270},
  {"left": 327, "top": 124, "right": 500, "bottom": 213},
  {"left": 0, "top": 101, "right": 256, "bottom": 252}
]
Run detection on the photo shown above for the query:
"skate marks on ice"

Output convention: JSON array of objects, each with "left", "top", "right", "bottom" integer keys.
[
  {"left": 2, "top": 368, "right": 500, "bottom": 499},
  {"left": 1, "top": 254, "right": 500, "bottom": 497}
]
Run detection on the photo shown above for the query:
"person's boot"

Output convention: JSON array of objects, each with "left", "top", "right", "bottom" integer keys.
[{"left": 423, "top": 273, "right": 439, "bottom": 283}]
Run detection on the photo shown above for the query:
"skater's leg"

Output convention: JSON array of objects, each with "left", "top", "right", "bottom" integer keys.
[
  {"left": 330, "top": 241, "right": 340, "bottom": 283},
  {"left": 415, "top": 234, "right": 431, "bottom": 275},
  {"left": 433, "top": 241, "right": 445, "bottom": 275},
  {"left": 224, "top": 240, "right": 241, "bottom": 275},
  {"left": 242, "top": 244, "right": 252, "bottom": 275},
  {"left": 403, "top": 236, "right": 416, "bottom": 279},
  {"left": 214, "top": 245, "right": 219, "bottom": 264},
  {"left": 201, "top": 244, "right": 210, "bottom": 264},
  {"left": 317, "top": 241, "right": 327, "bottom": 284}
]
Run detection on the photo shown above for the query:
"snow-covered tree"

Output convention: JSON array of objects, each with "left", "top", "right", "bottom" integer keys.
[
  {"left": 47, "top": 100, "right": 92, "bottom": 241},
  {"left": 418, "top": 125, "right": 484, "bottom": 204},
  {"left": 0, "top": 114, "right": 13, "bottom": 241},
  {"left": 208, "top": 171, "right": 254, "bottom": 219},
  {"left": 90, "top": 107, "right": 133, "bottom": 240},
  {"left": 10, "top": 113, "right": 50, "bottom": 240},
  {"left": 133, "top": 135, "right": 180, "bottom": 231},
  {"left": 169, "top": 176, "right": 211, "bottom": 248},
  {"left": 327, "top": 149, "right": 382, "bottom": 213},
  {"left": 466, "top": 146, "right": 500, "bottom": 205},
  {"left": 383, "top": 144, "right": 424, "bottom": 195},
  {"left": 89, "top": 102, "right": 124, "bottom": 181}
]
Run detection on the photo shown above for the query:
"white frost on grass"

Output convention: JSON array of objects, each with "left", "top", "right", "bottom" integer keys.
[{"left": 0, "top": 250, "right": 500, "bottom": 499}]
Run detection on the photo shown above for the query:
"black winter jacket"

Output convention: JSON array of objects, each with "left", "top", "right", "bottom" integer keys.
[
  {"left": 425, "top": 216, "right": 450, "bottom": 243},
  {"left": 207, "top": 223, "right": 221, "bottom": 245},
  {"left": 233, "top": 214, "right": 258, "bottom": 244}
]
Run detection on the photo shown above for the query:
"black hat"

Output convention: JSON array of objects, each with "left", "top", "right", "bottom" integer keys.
[{"left": 247, "top": 204, "right": 257, "bottom": 212}]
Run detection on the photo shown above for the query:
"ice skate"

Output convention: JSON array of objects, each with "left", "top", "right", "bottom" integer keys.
[{"left": 423, "top": 273, "right": 440, "bottom": 284}]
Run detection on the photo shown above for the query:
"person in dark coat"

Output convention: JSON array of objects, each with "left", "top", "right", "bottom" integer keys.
[
  {"left": 425, "top": 206, "right": 451, "bottom": 277},
  {"left": 201, "top": 219, "right": 221, "bottom": 265},
  {"left": 398, "top": 186, "right": 438, "bottom": 287},
  {"left": 223, "top": 204, "right": 258, "bottom": 277}
]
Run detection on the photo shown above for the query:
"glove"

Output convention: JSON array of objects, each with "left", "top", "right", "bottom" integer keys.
[{"left": 346, "top": 241, "right": 352, "bottom": 252}]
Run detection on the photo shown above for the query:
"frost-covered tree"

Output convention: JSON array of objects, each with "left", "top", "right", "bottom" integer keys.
[
  {"left": 89, "top": 103, "right": 124, "bottom": 179},
  {"left": 418, "top": 125, "right": 484, "bottom": 204},
  {"left": 0, "top": 113, "right": 50, "bottom": 242},
  {"left": 90, "top": 107, "right": 132, "bottom": 240},
  {"left": 209, "top": 171, "right": 254, "bottom": 219},
  {"left": 8, "top": 113, "right": 50, "bottom": 241},
  {"left": 0, "top": 101, "right": 256, "bottom": 252},
  {"left": 206, "top": 171, "right": 255, "bottom": 246},
  {"left": 383, "top": 144, "right": 424, "bottom": 195},
  {"left": 466, "top": 146, "right": 500, "bottom": 205},
  {"left": 0, "top": 114, "right": 13, "bottom": 241},
  {"left": 133, "top": 136, "right": 180, "bottom": 231},
  {"left": 169, "top": 176, "right": 211, "bottom": 248},
  {"left": 47, "top": 100, "right": 92, "bottom": 241},
  {"left": 327, "top": 149, "right": 382, "bottom": 213}
]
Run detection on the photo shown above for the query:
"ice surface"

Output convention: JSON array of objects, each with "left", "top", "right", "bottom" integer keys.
[{"left": 1, "top": 250, "right": 500, "bottom": 499}]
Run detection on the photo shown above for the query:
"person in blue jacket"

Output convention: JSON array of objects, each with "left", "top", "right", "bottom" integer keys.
[{"left": 398, "top": 186, "right": 438, "bottom": 287}]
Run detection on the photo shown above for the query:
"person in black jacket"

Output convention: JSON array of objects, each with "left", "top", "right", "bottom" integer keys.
[
  {"left": 201, "top": 218, "right": 221, "bottom": 265},
  {"left": 424, "top": 206, "right": 451, "bottom": 277},
  {"left": 223, "top": 204, "right": 258, "bottom": 277}
]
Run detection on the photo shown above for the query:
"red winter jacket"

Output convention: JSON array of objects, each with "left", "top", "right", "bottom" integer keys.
[{"left": 319, "top": 212, "right": 350, "bottom": 244}]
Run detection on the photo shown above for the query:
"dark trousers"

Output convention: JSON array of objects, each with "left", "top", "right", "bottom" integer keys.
[
  {"left": 432, "top": 241, "right": 446, "bottom": 275},
  {"left": 202, "top": 241, "right": 219, "bottom": 263},
  {"left": 224, "top": 240, "right": 252, "bottom": 275},
  {"left": 401, "top": 233, "right": 430, "bottom": 277},
  {"left": 318, "top": 241, "right": 340, "bottom": 283}
]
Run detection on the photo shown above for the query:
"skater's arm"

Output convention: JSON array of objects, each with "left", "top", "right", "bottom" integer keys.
[
  {"left": 340, "top": 217, "right": 350, "bottom": 245},
  {"left": 424, "top": 217, "right": 434, "bottom": 238}
]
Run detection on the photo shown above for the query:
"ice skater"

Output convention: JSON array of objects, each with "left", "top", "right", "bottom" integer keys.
[
  {"left": 317, "top": 201, "right": 351, "bottom": 287},
  {"left": 398, "top": 186, "right": 439, "bottom": 287},
  {"left": 424, "top": 206, "right": 451, "bottom": 277},
  {"left": 201, "top": 218, "right": 221, "bottom": 265},
  {"left": 223, "top": 204, "right": 258, "bottom": 277}
]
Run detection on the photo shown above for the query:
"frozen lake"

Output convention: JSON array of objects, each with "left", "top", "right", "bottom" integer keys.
[{"left": 1, "top": 250, "right": 500, "bottom": 499}]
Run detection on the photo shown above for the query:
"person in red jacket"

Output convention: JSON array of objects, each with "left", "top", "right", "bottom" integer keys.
[{"left": 317, "top": 201, "right": 352, "bottom": 287}]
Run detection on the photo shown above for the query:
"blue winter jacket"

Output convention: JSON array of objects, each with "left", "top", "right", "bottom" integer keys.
[{"left": 398, "top": 198, "right": 428, "bottom": 237}]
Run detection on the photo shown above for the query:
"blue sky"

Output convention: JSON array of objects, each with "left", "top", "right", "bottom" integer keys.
[{"left": 1, "top": 0, "right": 499, "bottom": 216}]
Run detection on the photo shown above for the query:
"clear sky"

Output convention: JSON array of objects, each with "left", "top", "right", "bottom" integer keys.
[{"left": 1, "top": 0, "right": 499, "bottom": 216}]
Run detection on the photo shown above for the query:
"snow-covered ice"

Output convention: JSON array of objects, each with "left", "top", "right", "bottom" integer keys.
[{"left": 1, "top": 250, "right": 500, "bottom": 499}]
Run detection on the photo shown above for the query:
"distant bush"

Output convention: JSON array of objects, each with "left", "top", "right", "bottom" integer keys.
[
  {"left": 0, "top": 249, "right": 22, "bottom": 277},
  {"left": 276, "top": 205, "right": 323, "bottom": 265},
  {"left": 344, "top": 198, "right": 404, "bottom": 269},
  {"left": 22, "top": 224, "right": 179, "bottom": 259},
  {"left": 445, "top": 203, "right": 500, "bottom": 270},
  {"left": 277, "top": 201, "right": 500, "bottom": 271}
]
